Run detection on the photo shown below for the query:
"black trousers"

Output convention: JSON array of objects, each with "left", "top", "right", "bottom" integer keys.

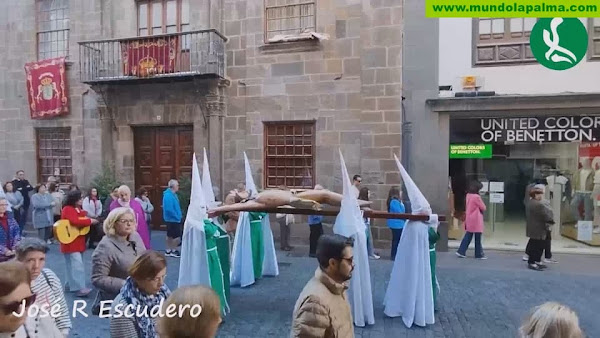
[
  {"left": 309, "top": 223, "right": 323, "bottom": 255},
  {"left": 391, "top": 228, "right": 403, "bottom": 261},
  {"left": 87, "top": 222, "right": 104, "bottom": 247},
  {"left": 544, "top": 230, "right": 552, "bottom": 259},
  {"left": 526, "top": 238, "right": 545, "bottom": 264},
  {"left": 279, "top": 218, "right": 291, "bottom": 249},
  {"left": 525, "top": 230, "right": 552, "bottom": 260}
]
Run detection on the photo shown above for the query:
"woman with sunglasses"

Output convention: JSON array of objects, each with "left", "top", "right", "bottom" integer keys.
[
  {"left": 0, "top": 261, "right": 35, "bottom": 337},
  {"left": 91, "top": 208, "right": 146, "bottom": 315},
  {"left": 110, "top": 251, "right": 171, "bottom": 338},
  {"left": 134, "top": 188, "right": 154, "bottom": 237}
]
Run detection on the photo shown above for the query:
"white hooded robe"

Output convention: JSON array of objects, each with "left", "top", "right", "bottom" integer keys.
[
  {"left": 333, "top": 150, "right": 375, "bottom": 327},
  {"left": 383, "top": 155, "right": 436, "bottom": 328},
  {"left": 178, "top": 153, "right": 211, "bottom": 287},
  {"left": 230, "top": 152, "right": 279, "bottom": 287}
]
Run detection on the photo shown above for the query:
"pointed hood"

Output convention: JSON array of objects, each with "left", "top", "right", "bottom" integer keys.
[
  {"left": 394, "top": 154, "right": 431, "bottom": 215},
  {"left": 244, "top": 152, "right": 258, "bottom": 198},
  {"left": 188, "top": 153, "right": 208, "bottom": 220},
  {"left": 178, "top": 153, "right": 211, "bottom": 289},
  {"left": 202, "top": 148, "right": 217, "bottom": 207},
  {"left": 333, "top": 149, "right": 364, "bottom": 237},
  {"left": 334, "top": 149, "right": 374, "bottom": 326},
  {"left": 339, "top": 149, "right": 358, "bottom": 204}
]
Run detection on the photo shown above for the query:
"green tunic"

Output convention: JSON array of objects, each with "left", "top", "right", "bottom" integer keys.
[
  {"left": 249, "top": 212, "right": 265, "bottom": 279},
  {"left": 428, "top": 227, "right": 440, "bottom": 309},
  {"left": 214, "top": 224, "right": 231, "bottom": 303},
  {"left": 204, "top": 219, "right": 229, "bottom": 315}
]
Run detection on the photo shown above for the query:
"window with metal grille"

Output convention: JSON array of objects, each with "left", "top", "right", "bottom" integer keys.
[
  {"left": 264, "top": 121, "right": 315, "bottom": 189},
  {"left": 36, "top": 128, "right": 72, "bottom": 184},
  {"left": 37, "top": 0, "right": 69, "bottom": 60},
  {"left": 474, "top": 18, "right": 537, "bottom": 65},
  {"left": 265, "top": 0, "right": 316, "bottom": 42},
  {"left": 137, "top": 0, "right": 190, "bottom": 36},
  {"left": 589, "top": 18, "right": 600, "bottom": 60}
]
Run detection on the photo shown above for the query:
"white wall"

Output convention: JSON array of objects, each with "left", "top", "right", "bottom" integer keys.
[{"left": 439, "top": 18, "right": 600, "bottom": 95}]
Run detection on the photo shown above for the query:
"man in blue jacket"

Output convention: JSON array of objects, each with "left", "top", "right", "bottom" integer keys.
[{"left": 163, "top": 179, "right": 182, "bottom": 257}]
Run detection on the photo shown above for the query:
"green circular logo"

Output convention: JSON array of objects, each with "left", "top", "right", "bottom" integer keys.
[{"left": 530, "top": 18, "right": 588, "bottom": 71}]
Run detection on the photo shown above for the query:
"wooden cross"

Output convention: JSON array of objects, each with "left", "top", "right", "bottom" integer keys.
[{"left": 213, "top": 206, "right": 446, "bottom": 222}]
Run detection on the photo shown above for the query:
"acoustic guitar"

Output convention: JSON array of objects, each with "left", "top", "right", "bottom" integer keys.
[{"left": 54, "top": 219, "right": 91, "bottom": 244}]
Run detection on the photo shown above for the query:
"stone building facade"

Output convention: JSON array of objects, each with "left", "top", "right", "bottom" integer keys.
[
  {"left": 0, "top": 0, "right": 409, "bottom": 248},
  {"left": 222, "top": 0, "right": 404, "bottom": 247}
]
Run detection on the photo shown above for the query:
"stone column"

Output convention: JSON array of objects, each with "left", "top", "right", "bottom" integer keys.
[
  {"left": 96, "top": 89, "right": 116, "bottom": 170},
  {"left": 403, "top": 0, "right": 447, "bottom": 250},
  {"left": 205, "top": 79, "right": 228, "bottom": 200}
]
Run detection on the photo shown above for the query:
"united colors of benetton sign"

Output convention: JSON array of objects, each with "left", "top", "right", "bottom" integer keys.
[{"left": 451, "top": 117, "right": 600, "bottom": 143}]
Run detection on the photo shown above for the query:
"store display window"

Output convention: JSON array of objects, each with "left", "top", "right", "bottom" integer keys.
[{"left": 449, "top": 116, "right": 600, "bottom": 246}]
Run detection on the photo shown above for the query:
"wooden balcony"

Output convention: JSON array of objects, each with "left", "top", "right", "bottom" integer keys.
[{"left": 78, "top": 29, "right": 226, "bottom": 84}]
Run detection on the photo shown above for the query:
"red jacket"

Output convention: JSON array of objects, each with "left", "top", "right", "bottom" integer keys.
[{"left": 60, "top": 206, "right": 92, "bottom": 254}]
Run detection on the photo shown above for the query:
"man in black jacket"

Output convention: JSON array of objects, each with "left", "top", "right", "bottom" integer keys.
[{"left": 11, "top": 170, "right": 33, "bottom": 233}]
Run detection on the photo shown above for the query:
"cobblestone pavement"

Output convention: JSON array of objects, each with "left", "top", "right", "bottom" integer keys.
[{"left": 42, "top": 233, "right": 600, "bottom": 337}]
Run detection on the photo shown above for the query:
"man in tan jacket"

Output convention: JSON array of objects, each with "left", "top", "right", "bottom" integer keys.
[{"left": 290, "top": 234, "right": 355, "bottom": 338}]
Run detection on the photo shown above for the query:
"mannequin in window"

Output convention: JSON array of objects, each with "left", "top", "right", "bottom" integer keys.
[
  {"left": 592, "top": 157, "right": 600, "bottom": 234},
  {"left": 545, "top": 169, "right": 569, "bottom": 222},
  {"left": 571, "top": 157, "right": 594, "bottom": 222}
]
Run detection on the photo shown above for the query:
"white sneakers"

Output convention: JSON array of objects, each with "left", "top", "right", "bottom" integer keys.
[
  {"left": 524, "top": 255, "right": 558, "bottom": 264},
  {"left": 165, "top": 250, "right": 181, "bottom": 258}
]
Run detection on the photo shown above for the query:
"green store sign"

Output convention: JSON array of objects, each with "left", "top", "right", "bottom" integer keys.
[{"left": 449, "top": 144, "right": 492, "bottom": 159}]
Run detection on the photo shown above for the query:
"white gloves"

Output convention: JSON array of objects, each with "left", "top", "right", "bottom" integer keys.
[{"left": 428, "top": 214, "right": 439, "bottom": 232}]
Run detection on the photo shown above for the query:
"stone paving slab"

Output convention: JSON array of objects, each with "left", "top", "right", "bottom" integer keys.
[{"left": 40, "top": 234, "right": 600, "bottom": 337}]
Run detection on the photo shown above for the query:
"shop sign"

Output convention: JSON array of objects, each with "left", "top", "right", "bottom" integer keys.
[
  {"left": 579, "top": 142, "right": 600, "bottom": 158},
  {"left": 455, "top": 116, "right": 600, "bottom": 143},
  {"left": 577, "top": 221, "right": 593, "bottom": 241},
  {"left": 449, "top": 144, "right": 492, "bottom": 159},
  {"left": 489, "top": 182, "right": 504, "bottom": 192},
  {"left": 490, "top": 193, "right": 504, "bottom": 204}
]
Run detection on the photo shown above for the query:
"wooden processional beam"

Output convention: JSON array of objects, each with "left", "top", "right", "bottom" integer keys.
[{"left": 232, "top": 207, "right": 446, "bottom": 222}]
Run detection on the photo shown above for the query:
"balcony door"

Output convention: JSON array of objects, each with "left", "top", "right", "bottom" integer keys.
[
  {"left": 137, "top": 0, "right": 191, "bottom": 72},
  {"left": 134, "top": 126, "right": 193, "bottom": 229},
  {"left": 137, "top": 0, "right": 189, "bottom": 36}
]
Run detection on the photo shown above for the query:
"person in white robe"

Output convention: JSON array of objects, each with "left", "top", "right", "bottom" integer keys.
[
  {"left": 230, "top": 152, "right": 279, "bottom": 287},
  {"left": 201, "top": 148, "right": 229, "bottom": 251},
  {"left": 383, "top": 154, "right": 438, "bottom": 328},
  {"left": 178, "top": 153, "right": 211, "bottom": 288},
  {"left": 202, "top": 148, "right": 224, "bottom": 224},
  {"left": 333, "top": 150, "right": 375, "bottom": 327},
  {"left": 201, "top": 148, "right": 231, "bottom": 312}
]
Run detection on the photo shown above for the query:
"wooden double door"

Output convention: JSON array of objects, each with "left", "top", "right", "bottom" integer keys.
[{"left": 134, "top": 126, "right": 193, "bottom": 229}]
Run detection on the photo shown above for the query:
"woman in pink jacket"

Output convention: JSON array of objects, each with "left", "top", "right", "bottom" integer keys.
[{"left": 456, "top": 180, "right": 487, "bottom": 259}]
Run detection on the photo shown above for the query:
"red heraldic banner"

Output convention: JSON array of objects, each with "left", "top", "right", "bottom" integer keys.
[
  {"left": 121, "top": 37, "right": 178, "bottom": 77},
  {"left": 24, "top": 57, "right": 69, "bottom": 119}
]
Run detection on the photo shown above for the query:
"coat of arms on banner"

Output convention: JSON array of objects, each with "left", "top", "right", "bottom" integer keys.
[{"left": 24, "top": 57, "right": 69, "bottom": 119}]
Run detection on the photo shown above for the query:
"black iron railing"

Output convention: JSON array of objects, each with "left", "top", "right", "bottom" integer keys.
[{"left": 78, "top": 29, "right": 226, "bottom": 83}]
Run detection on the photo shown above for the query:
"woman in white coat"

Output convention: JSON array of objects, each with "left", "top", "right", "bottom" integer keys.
[
  {"left": 82, "top": 188, "right": 103, "bottom": 248},
  {"left": 135, "top": 188, "right": 154, "bottom": 235}
]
